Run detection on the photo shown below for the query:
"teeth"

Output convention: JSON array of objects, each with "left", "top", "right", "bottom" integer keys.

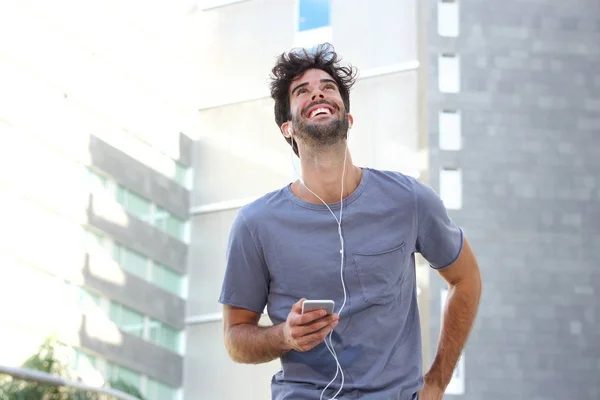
[{"left": 309, "top": 107, "right": 331, "bottom": 118}]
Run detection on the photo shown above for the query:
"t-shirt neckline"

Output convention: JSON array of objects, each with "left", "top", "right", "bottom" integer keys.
[{"left": 284, "top": 167, "right": 371, "bottom": 211}]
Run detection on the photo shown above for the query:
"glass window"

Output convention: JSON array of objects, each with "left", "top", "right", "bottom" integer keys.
[
  {"left": 80, "top": 288, "right": 101, "bottom": 314},
  {"left": 174, "top": 162, "right": 188, "bottom": 186},
  {"left": 127, "top": 191, "right": 152, "bottom": 222},
  {"left": 439, "top": 110, "right": 462, "bottom": 151},
  {"left": 438, "top": 0, "right": 460, "bottom": 37},
  {"left": 147, "top": 319, "right": 180, "bottom": 352},
  {"left": 105, "top": 362, "right": 142, "bottom": 391},
  {"left": 154, "top": 206, "right": 185, "bottom": 240},
  {"left": 71, "top": 349, "right": 97, "bottom": 371},
  {"left": 146, "top": 377, "right": 177, "bottom": 400},
  {"left": 440, "top": 168, "right": 463, "bottom": 210},
  {"left": 116, "top": 185, "right": 152, "bottom": 222},
  {"left": 153, "top": 206, "right": 169, "bottom": 231},
  {"left": 166, "top": 216, "right": 185, "bottom": 240},
  {"left": 87, "top": 168, "right": 107, "bottom": 193},
  {"left": 298, "top": 0, "right": 331, "bottom": 32},
  {"left": 109, "top": 302, "right": 144, "bottom": 337},
  {"left": 116, "top": 184, "right": 126, "bottom": 205},
  {"left": 151, "top": 262, "right": 183, "bottom": 296},
  {"left": 438, "top": 53, "right": 460, "bottom": 93},
  {"left": 113, "top": 243, "right": 148, "bottom": 279}
]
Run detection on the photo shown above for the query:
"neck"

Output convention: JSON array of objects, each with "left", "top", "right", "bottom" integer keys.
[{"left": 293, "top": 140, "right": 361, "bottom": 204}]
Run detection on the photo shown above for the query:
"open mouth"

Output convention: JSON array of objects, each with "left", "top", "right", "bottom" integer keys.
[{"left": 305, "top": 104, "right": 336, "bottom": 119}]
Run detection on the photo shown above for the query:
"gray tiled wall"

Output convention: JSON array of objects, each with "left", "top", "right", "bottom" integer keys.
[{"left": 427, "top": 1, "right": 600, "bottom": 399}]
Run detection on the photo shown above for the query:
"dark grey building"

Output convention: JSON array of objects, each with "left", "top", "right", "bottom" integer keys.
[{"left": 426, "top": 0, "right": 600, "bottom": 399}]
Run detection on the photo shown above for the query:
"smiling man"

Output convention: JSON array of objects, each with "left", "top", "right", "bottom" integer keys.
[{"left": 218, "top": 43, "right": 482, "bottom": 400}]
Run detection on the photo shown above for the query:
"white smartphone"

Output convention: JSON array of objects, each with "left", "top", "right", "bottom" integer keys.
[{"left": 302, "top": 300, "right": 335, "bottom": 315}]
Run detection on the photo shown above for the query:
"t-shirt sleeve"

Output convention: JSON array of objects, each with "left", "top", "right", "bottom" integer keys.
[
  {"left": 413, "top": 178, "right": 464, "bottom": 270},
  {"left": 218, "top": 210, "right": 270, "bottom": 314}
]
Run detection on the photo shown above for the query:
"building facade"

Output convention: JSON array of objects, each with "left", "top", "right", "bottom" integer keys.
[
  {"left": 0, "top": 2, "right": 197, "bottom": 399},
  {"left": 427, "top": 0, "right": 600, "bottom": 398}
]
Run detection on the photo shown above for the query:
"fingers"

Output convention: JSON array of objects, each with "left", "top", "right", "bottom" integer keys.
[
  {"left": 294, "top": 320, "right": 339, "bottom": 352},
  {"left": 300, "top": 314, "right": 339, "bottom": 335},
  {"left": 285, "top": 299, "right": 341, "bottom": 352},
  {"left": 287, "top": 314, "right": 339, "bottom": 351},
  {"left": 294, "top": 308, "right": 330, "bottom": 326}
]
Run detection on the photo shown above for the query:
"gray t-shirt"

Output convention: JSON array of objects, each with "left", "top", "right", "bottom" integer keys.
[{"left": 219, "top": 168, "right": 463, "bottom": 400}]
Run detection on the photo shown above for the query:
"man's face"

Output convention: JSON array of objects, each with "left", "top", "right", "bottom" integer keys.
[{"left": 287, "top": 68, "right": 351, "bottom": 149}]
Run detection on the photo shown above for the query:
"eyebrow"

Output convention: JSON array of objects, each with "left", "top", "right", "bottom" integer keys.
[{"left": 291, "top": 79, "right": 338, "bottom": 96}]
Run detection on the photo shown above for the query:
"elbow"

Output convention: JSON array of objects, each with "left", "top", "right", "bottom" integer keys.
[
  {"left": 223, "top": 326, "right": 249, "bottom": 364},
  {"left": 224, "top": 343, "right": 244, "bottom": 364}
]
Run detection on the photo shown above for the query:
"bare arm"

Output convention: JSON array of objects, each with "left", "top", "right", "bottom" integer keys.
[
  {"left": 223, "top": 299, "right": 339, "bottom": 364},
  {"left": 423, "top": 237, "right": 482, "bottom": 396}
]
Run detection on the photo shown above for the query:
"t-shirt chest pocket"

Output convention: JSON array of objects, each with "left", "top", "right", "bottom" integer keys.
[{"left": 352, "top": 242, "right": 407, "bottom": 305}]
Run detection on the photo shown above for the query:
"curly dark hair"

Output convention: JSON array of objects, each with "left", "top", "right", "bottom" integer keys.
[{"left": 269, "top": 43, "right": 358, "bottom": 156}]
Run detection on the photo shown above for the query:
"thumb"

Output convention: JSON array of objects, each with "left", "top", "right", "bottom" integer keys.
[{"left": 292, "top": 298, "right": 306, "bottom": 313}]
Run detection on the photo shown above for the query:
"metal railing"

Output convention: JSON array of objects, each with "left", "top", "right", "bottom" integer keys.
[{"left": 0, "top": 365, "right": 141, "bottom": 400}]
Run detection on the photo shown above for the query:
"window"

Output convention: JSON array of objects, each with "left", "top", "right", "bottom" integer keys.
[
  {"left": 174, "top": 162, "right": 189, "bottom": 187},
  {"left": 147, "top": 319, "right": 180, "bottom": 352},
  {"left": 298, "top": 0, "right": 331, "bottom": 32},
  {"left": 438, "top": 0, "right": 459, "bottom": 37},
  {"left": 96, "top": 231, "right": 184, "bottom": 296},
  {"left": 87, "top": 168, "right": 108, "bottom": 192},
  {"left": 71, "top": 349, "right": 97, "bottom": 371},
  {"left": 146, "top": 378, "right": 177, "bottom": 400},
  {"left": 116, "top": 185, "right": 152, "bottom": 222},
  {"left": 113, "top": 243, "right": 148, "bottom": 279},
  {"left": 79, "top": 288, "right": 101, "bottom": 313},
  {"left": 115, "top": 185, "right": 186, "bottom": 241},
  {"left": 438, "top": 53, "right": 461, "bottom": 93},
  {"left": 106, "top": 362, "right": 142, "bottom": 391},
  {"left": 440, "top": 168, "right": 462, "bottom": 210},
  {"left": 295, "top": 0, "right": 332, "bottom": 47},
  {"left": 154, "top": 206, "right": 185, "bottom": 240},
  {"left": 151, "top": 262, "right": 183, "bottom": 296},
  {"left": 439, "top": 110, "right": 462, "bottom": 150},
  {"left": 109, "top": 302, "right": 144, "bottom": 337}
]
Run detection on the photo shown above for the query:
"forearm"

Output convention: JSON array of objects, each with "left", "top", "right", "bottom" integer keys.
[
  {"left": 225, "top": 322, "right": 291, "bottom": 364},
  {"left": 426, "top": 277, "right": 481, "bottom": 390}
]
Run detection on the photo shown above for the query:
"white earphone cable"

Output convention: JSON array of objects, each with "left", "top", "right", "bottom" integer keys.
[{"left": 290, "top": 133, "right": 349, "bottom": 400}]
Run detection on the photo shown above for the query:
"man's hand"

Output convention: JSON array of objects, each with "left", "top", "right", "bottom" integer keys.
[
  {"left": 417, "top": 380, "right": 444, "bottom": 400},
  {"left": 283, "top": 298, "right": 339, "bottom": 352}
]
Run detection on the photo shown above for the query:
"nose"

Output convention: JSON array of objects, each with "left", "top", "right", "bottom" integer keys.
[{"left": 311, "top": 89, "right": 325, "bottom": 101}]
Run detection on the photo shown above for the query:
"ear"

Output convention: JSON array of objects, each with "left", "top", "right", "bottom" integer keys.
[
  {"left": 281, "top": 121, "right": 293, "bottom": 138},
  {"left": 347, "top": 113, "right": 354, "bottom": 129}
]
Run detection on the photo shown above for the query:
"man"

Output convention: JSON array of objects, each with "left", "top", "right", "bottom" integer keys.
[{"left": 219, "top": 43, "right": 482, "bottom": 400}]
